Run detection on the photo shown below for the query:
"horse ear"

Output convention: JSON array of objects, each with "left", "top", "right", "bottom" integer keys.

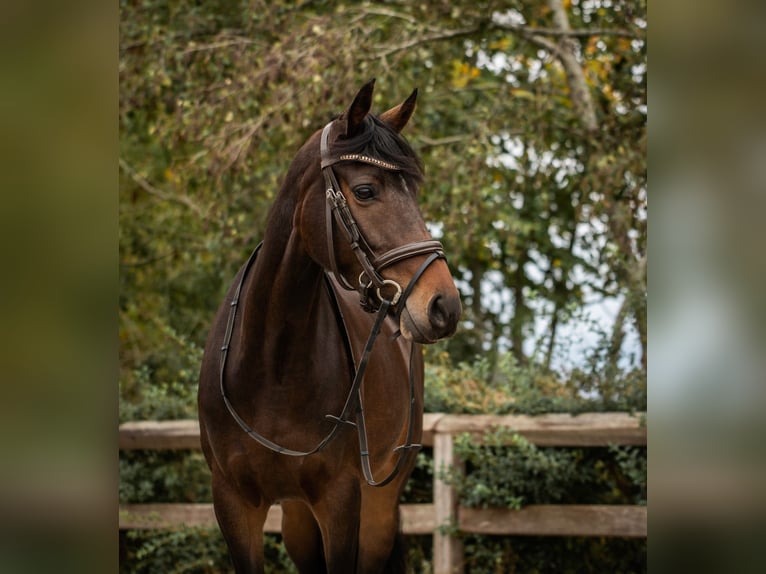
[
  {"left": 341, "top": 78, "right": 376, "bottom": 137},
  {"left": 379, "top": 88, "right": 418, "bottom": 133}
]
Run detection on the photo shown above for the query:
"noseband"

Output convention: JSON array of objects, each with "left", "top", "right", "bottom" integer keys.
[
  {"left": 320, "top": 121, "right": 445, "bottom": 314},
  {"left": 219, "top": 120, "right": 448, "bottom": 487}
]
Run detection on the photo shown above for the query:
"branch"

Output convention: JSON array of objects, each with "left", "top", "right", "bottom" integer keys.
[
  {"left": 352, "top": 5, "right": 478, "bottom": 36},
  {"left": 417, "top": 134, "right": 469, "bottom": 148},
  {"left": 354, "top": 6, "right": 422, "bottom": 26},
  {"left": 513, "top": 29, "right": 567, "bottom": 59},
  {"left": 494, "top": 23, "right": 644, "bottom": 41},
  {"left": 544, "top": 0, "right": 598, "bottom": 132},
  {"left": 370, "top": 26, "right": 481, "bottom": 59},
  {"left": 181, "top": 37, "right": 261, "bottom": 56},
  {"left": 118, "top": 158, "right": 206, "bottom": 217},
  {"left": 348, "top": 3, "right": 633, "bottom": 133}
]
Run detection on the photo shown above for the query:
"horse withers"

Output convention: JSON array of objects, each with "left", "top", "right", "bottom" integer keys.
[{"left": 198, "top": 79, "right": 461, "bottom": 573}]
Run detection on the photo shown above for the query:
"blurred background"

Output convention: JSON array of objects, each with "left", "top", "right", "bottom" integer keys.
[{"left": 0, "top": 0, "right": 764, "bottom": 572}]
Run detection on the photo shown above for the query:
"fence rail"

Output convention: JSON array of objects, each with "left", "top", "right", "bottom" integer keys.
[{"left": 119, "top": 412, "right": 646, "bottom": 574}]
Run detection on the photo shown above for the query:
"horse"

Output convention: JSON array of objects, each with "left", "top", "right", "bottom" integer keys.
[{"left": 198, "top": 79, "right": 462, "bottom": 573}]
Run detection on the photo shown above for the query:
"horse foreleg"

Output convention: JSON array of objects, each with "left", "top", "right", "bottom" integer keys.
[
  {"left": 357, "top": 485, "right": 406, "bottom": 574},
  {"left": 281, "top": 500, "right": 326, "bottom": 574},
  {"left": 211, "top": 472, "right": 270, "bottom": 574},
  {"left": 310, "top": 476, "right": 361, "bottom": 574}
]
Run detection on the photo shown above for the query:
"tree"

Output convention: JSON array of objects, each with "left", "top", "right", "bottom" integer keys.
[{"left": 119, "top": 0, "right": 646, "bottom": 394}]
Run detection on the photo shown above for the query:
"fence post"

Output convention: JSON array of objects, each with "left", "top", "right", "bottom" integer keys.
[{"left": 433, "top": 430, "right": 464, "bottom": 574}]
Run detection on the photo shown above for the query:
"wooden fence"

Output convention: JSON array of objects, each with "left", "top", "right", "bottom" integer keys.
[{"left": 119, "top": 412, "right": 646, "bottom": 574}]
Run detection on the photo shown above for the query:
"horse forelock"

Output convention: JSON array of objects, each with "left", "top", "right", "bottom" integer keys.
[{"left": 329, "top": 115, "right": 424, "bottom": 191}]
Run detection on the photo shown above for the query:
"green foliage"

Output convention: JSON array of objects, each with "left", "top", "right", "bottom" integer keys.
[
  {"left": 120, "top": 320, "right": 204, "bottom": 420},
  {"left": 119, "top": 371, "right": 199, "bottom": 423},
  {"left": 401, "top": 451, "right": 435, "bottom": 505},
  {"left": 460, "top": 536, "right": 646, "bottom": 574},
  {"left": 120, "top": 528, "right": 229, "bottom": 574},
  {"left": 443, "top": 429, "right": 645, "bottom": 508},
  {"left": 420, "top": 346, "right": 645, "bottom": 571},
  {"left": 446, "top": 430, "right": 583, "bottom": 509},
  {"left": 120, "top": 529, "right": 295, "bottom": 574},
  {"left": 119, "top": 451, "right": 212, "bottom": 504},
  {"left": 119, "top": 0, "right": 647, "bottom": 394},
  {"left": 424, "top": 346, "right": 646, "bottom": 415},
  {"left": 441, "top": 430, "right": 646, "bottom": 573},
  {"left": 609, "top": 445, "right": 647, "bottom": 505}
]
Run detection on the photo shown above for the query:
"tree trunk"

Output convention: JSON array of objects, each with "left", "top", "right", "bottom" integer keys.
[{"left": 546, "top": 0, "right": 598, "bottom": 132}]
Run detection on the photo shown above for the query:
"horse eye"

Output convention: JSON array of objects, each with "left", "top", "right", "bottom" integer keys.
[{"left": 352, "top": 185, "right": 376, "bottom": 202}]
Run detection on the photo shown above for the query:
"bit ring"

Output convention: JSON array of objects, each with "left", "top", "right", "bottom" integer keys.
[{"left": 377, "top": 279, "right": 402, "bottom": 306}]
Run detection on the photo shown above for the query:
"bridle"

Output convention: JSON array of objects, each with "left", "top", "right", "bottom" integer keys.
[
  {"left": 320, "top": 121, "right": 445, "bottom": 314},
  {"left": 219, "top": 120, "right": 446, "bottom": 487}
]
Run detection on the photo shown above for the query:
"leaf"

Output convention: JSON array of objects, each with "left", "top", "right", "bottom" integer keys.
[{"left": 510, "top": 88, "right": 535, "bottom": 100}]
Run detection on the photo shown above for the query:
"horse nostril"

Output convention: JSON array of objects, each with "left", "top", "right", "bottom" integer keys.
[
  {"left": 429, "top": 295, "right": 447, "bottom": 330},
  {"left": 428, "top": 294, "right": 459, "bottom": 334}
]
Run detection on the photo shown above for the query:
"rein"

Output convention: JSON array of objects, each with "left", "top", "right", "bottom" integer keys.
[{"left": 218, "top": 120, "right": 445, "bottom": 487}]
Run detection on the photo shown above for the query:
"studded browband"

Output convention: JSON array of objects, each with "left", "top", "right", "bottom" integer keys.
[{"left": 337, "top": 153, "right": 400, "bottom": 171}]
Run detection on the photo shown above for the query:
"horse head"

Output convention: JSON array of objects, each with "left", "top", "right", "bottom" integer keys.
[{"left": 296, "top": 79, "right": 461, "bottom": 343}]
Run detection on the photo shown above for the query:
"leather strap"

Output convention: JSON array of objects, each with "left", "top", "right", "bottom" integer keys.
[{"left": 373, "top": 240, "right": 444, "bottom": 271}]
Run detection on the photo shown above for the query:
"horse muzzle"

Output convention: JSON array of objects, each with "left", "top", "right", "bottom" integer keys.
[{"left": 399, "top": 289, "right": 461, "bottom": 343}]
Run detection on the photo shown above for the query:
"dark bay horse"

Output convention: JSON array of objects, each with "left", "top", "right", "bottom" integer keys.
[{"left": 198, "top": 79, "right": 461, "bottom": 573}]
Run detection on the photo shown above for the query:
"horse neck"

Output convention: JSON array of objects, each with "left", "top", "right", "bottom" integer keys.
[{"left": 237, "top": 186, "right": 327, "bottom": 371}]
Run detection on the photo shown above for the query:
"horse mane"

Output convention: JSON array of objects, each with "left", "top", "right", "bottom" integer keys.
[
  {"left": 330, "top": 114, "right": 424, "bottom": 192},
  {"left": 261, "top": 132, "right": 320, "bottom": 254}
]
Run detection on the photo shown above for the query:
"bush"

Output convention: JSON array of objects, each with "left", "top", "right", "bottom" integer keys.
[
  {"left": 120, "top": 529, "right": 295, "bottom": 574},
  {"left": 419, "top": 350, "right": 646, "bottom": 572},
  {"left": 424, "top": 347, "right": 646, "bottom": 415},
  {"left": 460, "top": 536, "right": 646, "bottom": 574},
  {"left": 444, "top": 429, "right": 646, "bottom": 508},
  {"left": 434, "top": 428, "right": 646, "bottom": 573},
  {"left": 446, "top": 430, "right": 586, "bottom": 510}
]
